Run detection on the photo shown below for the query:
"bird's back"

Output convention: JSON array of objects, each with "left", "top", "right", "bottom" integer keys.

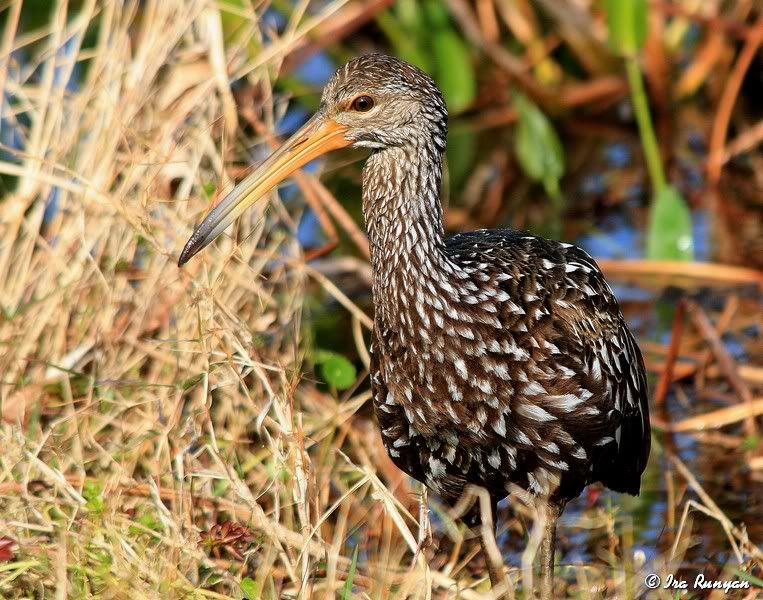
[{"left": 371, "top": 228, "right": 650, "bottom": 503}]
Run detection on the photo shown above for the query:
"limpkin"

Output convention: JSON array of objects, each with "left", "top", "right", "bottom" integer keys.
[{"left": 179, "top": 54, "right": 651, "bottom": 598}]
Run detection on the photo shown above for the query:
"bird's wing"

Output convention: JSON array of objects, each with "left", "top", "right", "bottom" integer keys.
[{"left": 445, "top": 230, "right": 650, "bottom": 494}]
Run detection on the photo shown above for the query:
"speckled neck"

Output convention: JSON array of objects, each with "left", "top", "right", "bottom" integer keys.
[{"left": 361, "top": 137, "right": 448, "bottom": 329}]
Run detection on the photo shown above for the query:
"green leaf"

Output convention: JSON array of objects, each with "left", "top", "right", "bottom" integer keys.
[
  {"left": 314, "top": 350, "right": 357, "bottom": 390},
  {"left": 213, "top": 479, "right": 230, "bottom": 497},
  {"left": 128, "top": 509, "right": 164, "bottom": 538},
  {"left": 733, "top": 569, "right": 763, "bottom": 589},
  {"left": 201, "top": 182, "right": 216, "bottom": 199},
  {"left": 178, "top": 372, "right": 204, "bottom": 391},
  {"left": 376, "top": 11, "right": 431, "bottom": 72},
  {"left": 421, "top": 0, "right": 451, "bottom": 28},
  {"left": 446, "top": 129, "right": 477, "bottom": 191},
  {"left": 395, "top": 0, "right": 426, "bottom": 32},
  {"left": 240, "top": 577, "right": 260, "bottom": 600},
  {"left": 219, "top": 0, "right": 260, "bottom": 58},
  {"left": 320, "top": 355, "right": 357, "bottom": 390},
  {"left": 341, "top": 545, "right": 359, "bottom": 600},
  {"left": 312, "top": 349, "right": 336, "bottom": 364},
  {"left": 379, "top": 0, "right": 475, "bottom": 113},
  {"left": 431, "top": 28, "right": 476, "bottom": 113},
  {"left": 741, "top": 435, "right": 761, "bottom": 451},
  {"left": 514, "top": 93, "right": 565, "bottom": 199},
  {"left": 646, "top": 185, "right": 693, "bottom": 261},
  {"left": 83, "top": 480, "right": 104, "bottom": 513},
  {"left": 605, "top": 0, "right": 648, "bottom": 56}
]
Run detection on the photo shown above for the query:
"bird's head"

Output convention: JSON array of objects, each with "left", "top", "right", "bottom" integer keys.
[
  {"left": 178, "top": 54, "right": 446, "bottom": 266},
  {"left": 319, "top": 54, "right": 447, "bottom": 149}
]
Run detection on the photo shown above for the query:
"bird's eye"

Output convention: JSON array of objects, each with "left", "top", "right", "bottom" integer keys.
[{"left": 351, "top": 95, "right": 374, "bottom": 112}]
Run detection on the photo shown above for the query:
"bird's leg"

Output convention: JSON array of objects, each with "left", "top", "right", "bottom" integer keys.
[
  {"left": 538, "top": 500, "right": 562, "bottom": 600},
  {"left": 480, "top": 535, "right": 508, "bottom": 598},
  {"left": 414, "top": 483, "right": 432, "bottom": 561},
  {"left": 476, "top": 495, "right": 510, "bottom": 599}
]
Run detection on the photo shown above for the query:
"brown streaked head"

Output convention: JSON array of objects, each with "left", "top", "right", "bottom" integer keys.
[{"left": 178, "top": 53, "right": 448, "bottom": 266}]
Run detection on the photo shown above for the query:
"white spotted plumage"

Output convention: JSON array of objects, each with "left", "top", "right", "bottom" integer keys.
[{"left": 321, "top": 54, "right": 652, "bottom": 507}]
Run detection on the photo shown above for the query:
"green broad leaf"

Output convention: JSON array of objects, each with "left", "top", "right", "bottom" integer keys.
[
  {"left": 605, "top": 0, "right": 648, "bottom": 56},
  {"left": 341, "top": 545, "right": 359, "bottom": 600},
  {"left": 137, "top": 511, "right": 162, "bottom": 532},
  {"left": 514, "top": 93, "right": 565, "bottom": 200},
  {"left": 320, "top": 355, "right": 357, "bottom": 390},
  {"left": 421, "top": 0, "right": 451, "bottom": 28},
  {"left": 128, "top": 510, "right": 164, "bottom": 538},
  {"left": 376, "top": 11, "right": 431, "bottom": 72},
  {"left": 646, "top": 185, "right": 693, "bottom": 261},
  {"left": 431, "top": 28, "right": 476, "bottom": 114},
  {"left": 312, "top": 349, "right": 336, "bottom": 364},
  {"left": 446, "top": 129, "right": 477, "bottom": 192},
  {"left": 213, "top": 479, "right": 230, "bottom": 497},
  {"left": 314, "top": 350, "right": 357, "bottom": 390},
  {"left": 395, "top": 0, "right": 426, "bottom": 33},
  {"left": 240, "top": 577, "right": 260, "bottom": 600}
]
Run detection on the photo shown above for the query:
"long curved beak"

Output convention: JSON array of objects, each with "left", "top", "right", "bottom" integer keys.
[{"left": 178, "top": 114, "right": 351, "bottom": 266}]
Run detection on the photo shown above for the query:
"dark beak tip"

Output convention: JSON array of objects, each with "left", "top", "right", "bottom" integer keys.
[{"left": 177, "top": 238, "right": 198, "bottom": 267}]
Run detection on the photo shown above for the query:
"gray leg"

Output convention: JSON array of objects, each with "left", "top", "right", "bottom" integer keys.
[
  {"left": 481, "top": 534, "right": 509, "bottom": 599},
  {"left": 538, "top": 501, "right": 562, "bottom": 600},
  {"left": 478, "top": 497, "right": 510, "bottom": 598},
  {"left": 414, "top": 483, "right": 432, "bottom": 559}
]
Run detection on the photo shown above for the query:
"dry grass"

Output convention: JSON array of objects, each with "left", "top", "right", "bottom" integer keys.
[{"left": 1, "top": 1, "right": 762, "bottom": 598}]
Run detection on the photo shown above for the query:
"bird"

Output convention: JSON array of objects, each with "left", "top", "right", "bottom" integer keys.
[{"left": 179, "top": 54, "right": 651, "bottom": 598}]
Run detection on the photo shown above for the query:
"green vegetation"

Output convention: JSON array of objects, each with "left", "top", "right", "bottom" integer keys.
[
  {"left": 513, "top": 93, "right": 565, "bottom": 203},
  {"left": 606, "top": 0, "right": 693, "bottom": 260},
  {"left": 378, "top": 0, "right": 476, "bottom": 113}
]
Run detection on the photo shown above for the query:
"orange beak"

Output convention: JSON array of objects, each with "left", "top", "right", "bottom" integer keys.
[{"left": 178, "top": 115, "right": 351, "bottom": 266}]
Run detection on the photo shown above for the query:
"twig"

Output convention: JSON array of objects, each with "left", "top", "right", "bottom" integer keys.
[
  {"left": 309, "top": 175, "right": 370, "bottom": 259},
  {"left": 685, "top": 300, "right": 758, "bottom": 436},
  {"left": 282, "top": 0, "right": 396, "bottom": 71},
  {"left": 473, "top": 486, "right": 513, "bottom": 599},
  {"left": 668, "top": 397, "right": 763, "bottom": 433},
  {"left": 651, "top": 1, "right": 753, "bottom": 40},
  {"left": 443, "top": 0, "right": 553, "bottom": 105},
  {"left": 653, "top": 299, "right": 685, "bottom": 412},
  {"left": 707, "top": 16, "right": 763, "bottom": 184},
  {"left": 667, "top": 452, "right": 761, "bottom": 561},
  {"left": 596, "top": 259, "right": 763, "bottom": 290},
  {"left": 712, "top": 117, "right": 763, "bottom": 167}
]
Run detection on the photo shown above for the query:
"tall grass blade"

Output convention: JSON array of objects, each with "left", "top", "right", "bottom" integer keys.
[{"left": 341, "top": 544, "right": 359, "bottom": 600}]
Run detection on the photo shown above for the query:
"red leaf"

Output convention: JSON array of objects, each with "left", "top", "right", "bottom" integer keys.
[
  {"left": 0, "top": 537, "right": 16, "bottom": 562},
  {"left": 586, "top": 487, "right": 601, "bottom": 508}
]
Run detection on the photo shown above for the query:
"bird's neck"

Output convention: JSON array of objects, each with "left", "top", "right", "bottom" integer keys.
[{"left": 362, "top": 138, "right": 449, "bottom": 329}]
